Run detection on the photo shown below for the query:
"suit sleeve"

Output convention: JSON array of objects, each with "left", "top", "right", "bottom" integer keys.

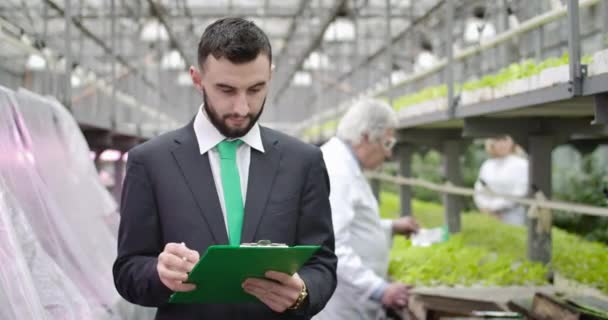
[
  {"left": 112, "top": 149, "right": 173, "bottom": 307},
  {"left": 294, "top": 149, "right": 338, "bottom": 317}
]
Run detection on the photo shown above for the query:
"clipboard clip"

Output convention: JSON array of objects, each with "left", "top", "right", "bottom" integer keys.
[{"left": 240, "top": 240, "right": 288, "bottom": 247}]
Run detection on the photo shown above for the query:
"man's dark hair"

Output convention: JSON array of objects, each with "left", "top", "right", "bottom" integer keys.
[{"left": 197, "top": 17, "right": 272, "bottom": 67}]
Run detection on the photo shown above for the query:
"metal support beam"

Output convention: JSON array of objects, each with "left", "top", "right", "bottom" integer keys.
[
  {"left": 64, "top": 0, "right": 72, "bottom": 111},
  {"left": 442, "top": 140, "right": 463, "bottom": 234},
  {"left": 83, "top": 129, "right": 113, "bottom": 152},
  {"left": 275, "top": 0, "right": 308, "bottom": 64},
  {"left": 321, "top": 1, "right": 446, "bottom": 92},
  {"left": 384, "top": 0, "right": 393, "bottom": 104},
  {"left": 463, "top": 117, "right": 608, "bottom": 148},
  {"left": 111, "top": 0, "right": 116, "bottom": 129},
  {"left": 273, "top": 0, "right": 346, "bottom": 103},
  {"left": 446, "top": 0, "right": 455, "bottom": 117},
  {"left": 398, "top": 128, "right": 463, "bottom": 151},
  {"left": 498, "top": 0, "right": 510, "bottom": 66},
  {"left": 593, "top": 93, "right": 608, "bottom": 124},
  {"left": 527, "top": 135, "right": 554, "bottom": 265},
  {"left": 603, "top": 0, "right": 608, "bottom": 36},
  {"left": 147, "top": 0, "right": 193, "bottom": 68},
  {"left": 396, "top": 143, "right": 414, "bottom": 216},
  {"left": 567, "top": 0, "right": 583, "bottom": 95},
  {"left": 113, "top": 155, "right": 125, "bottom": 201},
  {"left": 43, "top": 0, "right": 169, "bottom": 102}
]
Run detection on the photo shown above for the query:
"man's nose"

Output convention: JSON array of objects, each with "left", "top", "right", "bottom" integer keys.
[{"left": 233, "top": 93, "right": 249, "bottom": 115}]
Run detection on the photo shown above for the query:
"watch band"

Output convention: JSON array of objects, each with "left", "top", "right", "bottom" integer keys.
[{"left": 288, "top": 281, "right": 308, "bottom": 310}]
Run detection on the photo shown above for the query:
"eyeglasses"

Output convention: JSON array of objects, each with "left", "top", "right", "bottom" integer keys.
[{"left": 382, "top": 136, "right": 397, "bottom": 151}]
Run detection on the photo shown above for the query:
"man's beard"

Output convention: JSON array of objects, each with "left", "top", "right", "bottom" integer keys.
[{"left": 203, "top": 90, "right": 265, "bottom": 138}]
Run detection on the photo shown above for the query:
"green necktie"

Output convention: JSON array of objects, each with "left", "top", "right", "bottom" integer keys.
[{"left": 217, "top": 139, "right": 245, "bottom": 246}]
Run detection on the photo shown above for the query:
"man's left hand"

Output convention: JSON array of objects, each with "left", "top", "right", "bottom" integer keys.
[
  {"left": 243, "top": 271, "right": 305, "bottom": 313},
  {"left": 392, "top": 216, "right": 420, "bottom": 237}
]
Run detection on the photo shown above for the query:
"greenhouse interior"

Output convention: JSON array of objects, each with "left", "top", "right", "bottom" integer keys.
[{"left": 1, "top": 0, "right": 607, "bottom": 319}]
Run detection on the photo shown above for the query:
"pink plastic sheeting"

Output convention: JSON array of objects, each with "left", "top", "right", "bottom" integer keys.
[
  {"left": 9, "top": 88, "right": 121, "bottom": 315},
  {"left": 0, "top": 86, "right": 93, "bottom": 319},
  {"left": 0, "top": 180, "right": 48, "bottom": 320},
  {"left": 0, "top": 176, "right": 93, "bottom": 319}
]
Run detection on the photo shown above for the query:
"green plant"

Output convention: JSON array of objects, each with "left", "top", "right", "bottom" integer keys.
[
  {"left": 553, "top": 151, "right": 608, "bottom": 244},
  {"left": 391, "top": 85, "right": 447, "bottom": 111},
  {"left": 380, "top": 194, "right": 608, "bottom": 294}
]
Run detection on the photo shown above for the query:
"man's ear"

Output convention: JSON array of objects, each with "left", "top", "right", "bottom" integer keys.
[{"left": 190, "top": 66, "right": 203, "bottom": 92}]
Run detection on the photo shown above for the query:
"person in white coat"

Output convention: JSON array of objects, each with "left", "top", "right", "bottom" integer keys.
[
  {"left": 315, "top": 99, "right": 419, "bottom": 320},
  {"left": 474, "top": 135, "right": 529, "bottom": 226}
]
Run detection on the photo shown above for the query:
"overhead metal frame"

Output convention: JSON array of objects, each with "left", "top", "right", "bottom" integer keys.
[
  {"left": 272, "top": 0, "right": 347, "bottom": 104},
  {"left": 146, "top": 0, "right": 193, "bottom": 69}
]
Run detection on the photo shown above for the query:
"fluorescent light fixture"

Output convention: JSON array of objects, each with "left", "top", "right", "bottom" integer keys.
[
  {"left": 391, "top": 70, "right": 407, "bottom": 84},
  {"left": 303, "top": 51, "right": 330, "bottom": 70},
  {"left": 71, "top": 74, "right": 82, "bottom": 88},
  {"left": 161, "top": 49, "right": 185, "bottom": 70},
  {"left": 464, "top": 18, "right": 497, "bottom": 43},
  {"left": 140, "top": 19, "right": 169, "bottom": 42},
  {"left": 20, "top": 34, "right": 32, "bottom": 46},
  {"left": 293, "top": 71, "right": 312, "bottom": 86},
  {"left": 99, "top": 149, "right": 122, "bottom": 162},
  {"left": 26, "top": 54, "right": 46, "bottom": 70},
  {"left": 41, "top": 47, "right": 53, "bottom": 57},
  {"left": 324, "top": 18, "right": 355, "bottom": 42}
]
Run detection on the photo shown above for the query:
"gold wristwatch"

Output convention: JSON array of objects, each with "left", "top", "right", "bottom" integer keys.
[{"left": 288, "top": 281, "right": 308, "bottom": 310}]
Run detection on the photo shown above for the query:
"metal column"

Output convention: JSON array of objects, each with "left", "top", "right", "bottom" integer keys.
[
  {"left": 385, "top": 0, "right": 393, "bottom": 104},
  {"left": 534, "top": 1, "right": 544, "bottom": 61},
  {"left": 111, "top": 0, "right": 117, "bottom": 129},
  {"left": 113, "top": 156, "right": 125, "bottom": 201},
  {"left": 445, "top": 0, "right": 455, "bottom": 117},
  {"left": 64, "top": 0, "right": 72, "bottom": 111},
  {"left": 498, "top": 0, "right": 510, "bottom": 67},
  {"left": 397, "top": 144, "right": 413, "bottom": 217},
  {"left": 603, "top": 0, "right": 608, "bottom": 37},
  {"left": 567, "top": 0, "right": 583, "bottom": 95},
  {"left": 442, "top": 140, "right": 463, "bottom": 234},
  {"left": 527, "top": 136, "right": 554, "bottom": 265}
]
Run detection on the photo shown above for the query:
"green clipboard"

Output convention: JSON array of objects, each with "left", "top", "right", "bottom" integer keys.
[{"left": 168, "top": 244, "right": 320, "bottom": 304}]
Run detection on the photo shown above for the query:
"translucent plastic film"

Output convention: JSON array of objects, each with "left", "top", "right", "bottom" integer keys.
[
  {"left": 0, "top": 85, "right": 157, "bottom": 319},
  {"left": 11, "top": 89, "right": 120, "bottom": 315}
]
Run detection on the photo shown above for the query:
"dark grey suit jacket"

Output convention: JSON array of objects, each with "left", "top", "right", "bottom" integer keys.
[{"left": 113, "top": 122, "right": 337, "bottom": 319}]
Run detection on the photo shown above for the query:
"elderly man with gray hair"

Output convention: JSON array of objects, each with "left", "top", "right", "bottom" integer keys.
[{"left": 315, "top": 99, "right": 419, "bottom": 320}]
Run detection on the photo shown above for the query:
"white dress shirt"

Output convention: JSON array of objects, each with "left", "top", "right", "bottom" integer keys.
[
  {"left": 192, "top": 105, "right": 265, "bottom": 232},
  {"left": 474, "top": 154, "right": 529, "bottom": 225}
]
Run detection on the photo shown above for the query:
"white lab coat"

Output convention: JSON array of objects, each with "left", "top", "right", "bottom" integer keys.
[
  {"left": 473, "top": 154, "right": 529, "bottom": 225},
  {"left": 315, "top": 138, "right": 394, "bottom": 320}
]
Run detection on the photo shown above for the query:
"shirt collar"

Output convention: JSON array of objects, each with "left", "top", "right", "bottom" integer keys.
[
  {"left": 338, "top": 137, "right": 362, "bottom": 169},
  {"left": 193, "top": 104, "right": 265, "bottom": 155}
]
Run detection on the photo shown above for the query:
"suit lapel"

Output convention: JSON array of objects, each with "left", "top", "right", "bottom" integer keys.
[
  {"left": 241, "top": 128, "right": 281, "bottom": 243},
  {"left": 171, "top": 124, "right": 229, "bottom": 245}
]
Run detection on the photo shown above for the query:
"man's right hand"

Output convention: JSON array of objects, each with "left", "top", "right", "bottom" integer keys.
[
  {"left": 381, "top": 282, "right": 412, "bottom": 310},
  {"left": 157, "top": 242, "right": 200, "bottom": 292}
]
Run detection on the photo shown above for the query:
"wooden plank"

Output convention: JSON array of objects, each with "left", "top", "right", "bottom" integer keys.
[
  {"left": 532, "top": 292, "right": 581, "bottom": 320},
  {"left": 411, "top": 293, "right": 503, "bottom": 315}
]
